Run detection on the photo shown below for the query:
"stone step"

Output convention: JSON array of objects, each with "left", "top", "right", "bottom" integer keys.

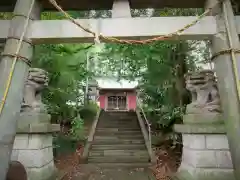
[
  {"left": 100, "top": 118, "right": 138, "bottom": 121},
  {"left": 100, "top": 121, "right": 138, "bottom": 123},
  {"left": 97, "top": 126, "right": 140, "bottom": 129},
  {"left": 94, "top": 135, "right": 143, "bottom": 141},
  {"left": 99, "top": 122, "right": 137, "bottom": 125},
  {"left": 101, "top": 112, "right": 136, "bottom": 115},
  {"left": 88, "top": 156, "right": 149, "bottom": 163},
  {"left": 97, "top": 124, "right": 140, "bottom": 128},
  {"left": 92, "top": 139, "right": 145, "bottom": 145},
  {"left": 98, "top": 124, "right": 139, "bottom": 127},
  {"left": 103, "top": 112, "right": 136, "bottom": 116},
  {"left": 95, "top": 130, "right": 142, "bottom": 136},
  {"left": 87, "top": 163, "right": 152, "bottom": 168},
  {"left": 91, "top": 144, "right": 146, "bottom": 150},
  {"left": 97, "top": 127, "right": 140, "bottom": 130},
  {"left": 89, "top": 149, "right": 148, "bottom": 157},
  {"left": 100, "top": 117, "right": 137, "bottom": 121},
  {"left": 100, "top": 120, "right": 138, "bottom": 123},
  {"left": 101, "top": 116, "right": 137, "bottom": 119},
  {"left": 100, "top": 116, "right": 137, "bottom": 120},
  {"left": 98, "top": 120, "right": 138, "bottom": 124},
  {"left": 96, "top": 128, "right": 141, "bottom": 132},
  {"left": 98, "top": 121, "right": 139, "bottom": 126}
]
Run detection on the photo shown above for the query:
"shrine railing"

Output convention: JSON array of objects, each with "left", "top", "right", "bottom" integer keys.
[{"left": 136, "top": 97, "right": 153, "bottom": 160}]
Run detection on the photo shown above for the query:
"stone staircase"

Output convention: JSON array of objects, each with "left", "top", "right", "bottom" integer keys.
[{"left": 87, "top": 111, "right": 151, "bottom": 167}]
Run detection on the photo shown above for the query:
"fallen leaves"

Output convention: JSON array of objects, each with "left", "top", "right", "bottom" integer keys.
[
  {"left": 150, "top": 144, "right": 182, "bottom": 180},
  {"left": 55, "top": 129, "right": 182, "bottom": 180},
  {"left": 54, "top": 142, "right": 84, "bottom": 180}
]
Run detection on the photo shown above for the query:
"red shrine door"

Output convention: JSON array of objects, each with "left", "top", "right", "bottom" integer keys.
[{"left": 107, "top": 95, "right": 127, "bottom": 110}]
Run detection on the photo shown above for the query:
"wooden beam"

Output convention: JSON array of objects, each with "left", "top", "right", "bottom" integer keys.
[{"left": 0, "top": 16, "right": 223, "bottom": 44}]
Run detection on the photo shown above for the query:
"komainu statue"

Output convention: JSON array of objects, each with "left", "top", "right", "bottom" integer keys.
[
  {"left": 21, "top": 68, "right": 49, "bottom": 113},
  {"left": 185, "top": 70, "right": 222, "bottom": 114}
]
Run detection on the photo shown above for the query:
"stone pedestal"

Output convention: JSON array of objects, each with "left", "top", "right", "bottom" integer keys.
[
  {"left": 174, "top": 124, "right": 235, "bottom": 180},
  {"left": 11, "top": 112, "right": 60, "bottom": 180},
  {"left": 183, "top": 113, "right": 223, "bottom": 124}
]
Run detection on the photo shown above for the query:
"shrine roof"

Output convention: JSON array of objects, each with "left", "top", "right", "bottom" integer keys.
[
  {"left": 97, "top": 78, "right": 138, "bottom": 90},
  {"left": 1, "top": 0, "right": 206, "bottom": 12}
]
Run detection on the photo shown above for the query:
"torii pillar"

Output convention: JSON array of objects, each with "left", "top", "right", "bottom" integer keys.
[
  {"left": 0, "top": 0, "right": 41, "bottom": 179},
  {"left": 207, "top": 0, "right": 240, "bottom": 179}
]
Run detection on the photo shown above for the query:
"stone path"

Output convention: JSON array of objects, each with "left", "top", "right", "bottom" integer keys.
[{"left": 71, "top": 165, "right": 155, "bottom": 180}]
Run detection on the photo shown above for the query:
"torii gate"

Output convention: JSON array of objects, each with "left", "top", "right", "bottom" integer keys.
[{"left": 0, "top": 0, "right": 240, "bottom": 179}]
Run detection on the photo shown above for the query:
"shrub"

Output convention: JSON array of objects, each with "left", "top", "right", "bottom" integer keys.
[
  {"left": 70, "top": 116, "right": 85, "bottom": 141},
  {"left": 79, "top": 101, "right": 99, "bottom": 121}
]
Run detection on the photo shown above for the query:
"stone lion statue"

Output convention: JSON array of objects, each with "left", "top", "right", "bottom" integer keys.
[
  {"left": 185, "top": 70, "right": 221, "bottom": 114},
  {"left": 21, "top": 68, "right": 49, "bottom": 113}
]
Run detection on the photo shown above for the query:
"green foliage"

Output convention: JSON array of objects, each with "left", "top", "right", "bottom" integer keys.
[
  {"left": 145, "top": 106, "right": 185, "bottom": 131},
  {"left": 0, "top": 12, "right": 13, "bottom": 19},
  {"left": 79, "top": 101, "right": 99, "bottom": 121},
  {"left": 41, "top": 11, "right": 91, "bottom": 20},
  {"left": 31, "top": 11, "right": 98, "bottom": 123},
  {"left": 70, "top": 116, "right": 85, "bottom": 140},
  {"left": 53, "top": 134, "right": 80, "bottom": 157},
  {"left": 32, "top": 9, "right": 210, "bottom": 134},
  {"left": 94, "top": 8, "right": 209, "bottom": 131},
  {"left": 32, "top": 44, "right": 91, "bottom": 122},
  {"left": 97, "top": 40, "right": 197, "bottom": 129}
]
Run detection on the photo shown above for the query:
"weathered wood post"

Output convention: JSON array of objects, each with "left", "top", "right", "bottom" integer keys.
[
  {"left": 206, "top": 0, "right": 240, "bottom": 179},
  {"left": 0, "top": 0, "right": 41, "bottom": 179}
]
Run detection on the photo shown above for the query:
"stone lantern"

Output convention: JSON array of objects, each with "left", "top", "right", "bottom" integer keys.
[{"left": 88, "top": 79, "right": 99, "bottom": 102}]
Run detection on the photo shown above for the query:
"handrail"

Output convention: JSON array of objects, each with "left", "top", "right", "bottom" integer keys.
[
  {"left": 136, "top": 97, "right": 152, "bottom": 157},
  {"left": 80, "top": 109, "right": 101, "bottom": 163}
]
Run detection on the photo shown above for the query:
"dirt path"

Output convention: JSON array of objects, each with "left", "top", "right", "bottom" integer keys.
[
  {"left": 55, "top": 139, "right": 181, "bottom": 180},
  {"left": 68, "top": 165, "right": 154, "bottom": 180}
]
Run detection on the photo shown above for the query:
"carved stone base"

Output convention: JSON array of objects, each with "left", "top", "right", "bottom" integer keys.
[
  {"left": 174, "top": 124, "right": 235, "bottom": 180},
  {"left": 183, "top": 113, "right": 223, "bottom": 124},
  {"left": 11, "top": 113, "right": 60, "bottom": 180},
  {"left": 11, "top": 134, "right": 57, "bottom": 180},
  {"left": 175, "top": 164, "right": 234, "bottom": 180},
  {"left": 26, "top": 161, "right": 57, "bottom": 180}
]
